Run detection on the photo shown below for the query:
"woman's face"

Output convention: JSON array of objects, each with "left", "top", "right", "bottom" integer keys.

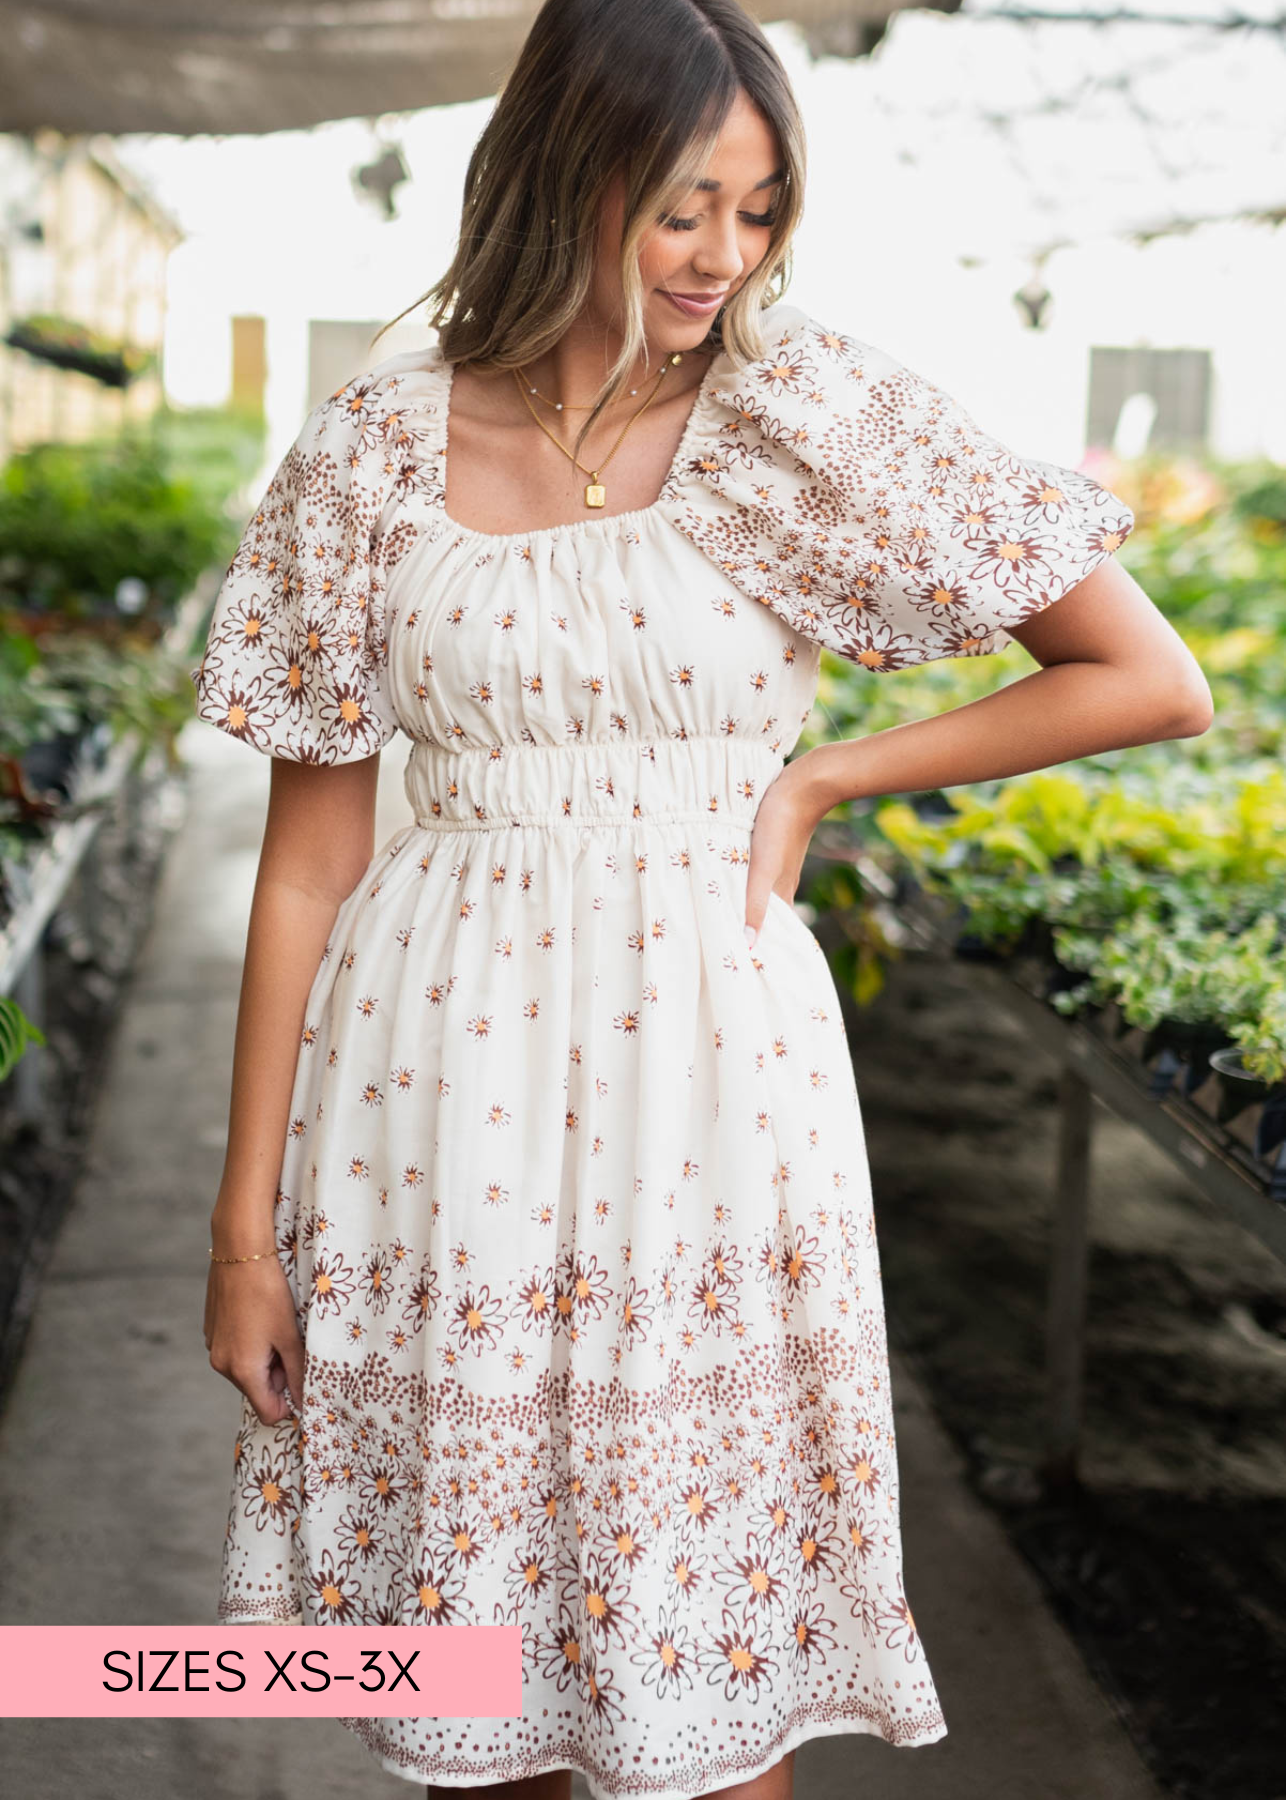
[{"left": 593, "top": 89, "right": 785, "bottom": 353}]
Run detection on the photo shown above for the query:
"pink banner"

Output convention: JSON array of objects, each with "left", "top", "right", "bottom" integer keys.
[{"left": 0, "top": 1625, "right": 521, "bottom": 1717}]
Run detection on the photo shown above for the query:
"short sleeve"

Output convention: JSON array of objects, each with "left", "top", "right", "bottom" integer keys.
[
  {"left": 189, "top": 371, "right": 404, "bottom": 763},
  {"left": 666, "top": 303, "right": 1136, "bottom": 671}
]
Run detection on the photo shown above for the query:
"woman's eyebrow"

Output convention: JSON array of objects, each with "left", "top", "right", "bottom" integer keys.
[{"left": 693, "top": 165, "right": 786, "bottom": 193}]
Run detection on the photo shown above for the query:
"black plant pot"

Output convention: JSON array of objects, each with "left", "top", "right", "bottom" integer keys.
[
  {"left": 1014, "top": 916, "right": 1055, "bottom": 962},
  {"left": 18, "top": 716, "right": 109, "bottom": 802},
  {"left": 953, "top": 931, "right": 1010, "bottom": 964},
  {"left": 20, "top": 729, "right": 85, "bottom": 800},
  {"left": 1254, "top": 1088, "right": 1286, "bottom": 1162},
  {"left": 1141, "top": 1018, "right": 1234, "bottom": 1067},
  {"left": 1209, "top": 1045, "right": 1277, "bottom": 1126}
]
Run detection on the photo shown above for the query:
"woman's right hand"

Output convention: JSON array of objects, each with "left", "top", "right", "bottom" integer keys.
[{"left": 204, "top": 1252, "right": 306, "bottom": 1428}]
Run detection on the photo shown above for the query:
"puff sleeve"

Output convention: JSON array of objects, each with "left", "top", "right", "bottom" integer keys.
[
  {"left": 189, "top": 368, "right": 406, "bottom": 762},
  {"left": 666, "top": 302, "right": 1136, "bottom": 671}
]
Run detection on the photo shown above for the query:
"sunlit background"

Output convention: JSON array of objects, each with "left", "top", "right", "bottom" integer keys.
[{"left": 3, "top": 0, "right": 1285, "bottom": 465}]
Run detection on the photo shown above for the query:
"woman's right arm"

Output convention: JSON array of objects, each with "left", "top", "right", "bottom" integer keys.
[{"left": 203, "top": 752, "right": 383, "bottom": 1426}]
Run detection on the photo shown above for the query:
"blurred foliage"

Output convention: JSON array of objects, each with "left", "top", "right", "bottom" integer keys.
[
  {"left": 0, "top": 995, "right": 46, "bottom": 1085},
  {"left": 34, "top": 630, "right": 206, "bottom": 765},
  {"left": 797, "top": 857, "right": 901, "bottom": 1008},
  {"left": 0, "top": 629, "right": 82, "bottom": 760},
  {"left": 791, "top": 450, "right": 1286, "bottom": 1095},
  {"left": 0, "top": 403, "right": 264, "bottom": 628},
  {"left": 0, "top": 400, "right": 267, "bottom": 918}
]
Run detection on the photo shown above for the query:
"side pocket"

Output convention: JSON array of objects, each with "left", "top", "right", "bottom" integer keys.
[{"left": 764, "top": 888, "right": 820, "bottom": 952}]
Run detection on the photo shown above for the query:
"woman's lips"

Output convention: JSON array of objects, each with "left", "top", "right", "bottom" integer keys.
[{"left": 661, "top": 290, "right": 727, "bottom": 317}]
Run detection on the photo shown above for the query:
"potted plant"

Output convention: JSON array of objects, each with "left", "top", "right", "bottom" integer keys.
[{"left": 4, "top": 314, "right": 155, "bottom": 389}]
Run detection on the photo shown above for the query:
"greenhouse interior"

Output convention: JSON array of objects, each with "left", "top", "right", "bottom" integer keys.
[{"left": 0, "top": 3, "right": 1283, "bottom": 1798}]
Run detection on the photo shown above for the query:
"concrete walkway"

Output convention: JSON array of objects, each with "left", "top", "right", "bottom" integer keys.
[{"left": 0, "top": 721, "right": 1164, "bottom": 1800}]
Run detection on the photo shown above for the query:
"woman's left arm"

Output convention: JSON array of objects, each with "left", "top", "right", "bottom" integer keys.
[
  {"left": 798, "top": 557, "right": 1210, "bottom": 816},
  {"left": 745, "top": 560, "right": 1213, "bottom": 937}
]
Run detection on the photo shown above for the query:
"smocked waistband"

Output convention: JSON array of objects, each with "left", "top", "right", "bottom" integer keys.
[{"left": 402, "top": 735, "right": 784, "bottom": 832}]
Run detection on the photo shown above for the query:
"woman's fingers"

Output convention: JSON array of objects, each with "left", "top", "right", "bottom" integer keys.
[
  {"left": 220, "top": 1352, "right": 298, "bottom": 1428},
  {"left": 206, "top": 1261, "right": 305, "bottom": 1426},
  {"left": 234, "top": 1346, "right": 298, "bottom": 1425},
  {"left": 219, "top": 1349, "right": 293, "bottom": 1427},
  {"left": 743, "top": 772, "right": 813, "bottom": 947},
  {"left": 264, "top": 1335, "right": 306, "bottom": 1421},
  {"left": 745, "top": 870, "right": 798, "bottom": 948},
  {"left": 281, "top": 1329, "right": 306, "bottom": 1418},
  {"left": 744, "top": 877, "right": 770, "bottom": 947}
]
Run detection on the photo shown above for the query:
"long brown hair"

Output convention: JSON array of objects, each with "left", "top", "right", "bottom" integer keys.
[{"left": 374, "top": 0, "right": 807, "bottom": 466}]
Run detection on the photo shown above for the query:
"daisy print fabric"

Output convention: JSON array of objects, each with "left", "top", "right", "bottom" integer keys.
[
  {"left": 662, "top": 302, "right": 1135, "bottom": 671},
  {"left": 190, "top": 373, "right": 413, "bottom": 764},
  {"left": 191, "top": 301, "right": 1134, "bottom": 1797}
]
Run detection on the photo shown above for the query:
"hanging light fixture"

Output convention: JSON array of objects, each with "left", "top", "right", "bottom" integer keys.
[
  {"left": 1013, "top": 260, "right": 1053, "bottom": 331},
  {"left": 352, "top": 136, "right": 410, "bottom": 222}
]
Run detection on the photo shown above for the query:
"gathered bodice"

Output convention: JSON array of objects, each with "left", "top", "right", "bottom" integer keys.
[
  {"left": 382, "top": 500, "right": 821, "bottom": 829},
  {"left": 190, "top": 299, "right": 1135, "bottom": 773}
]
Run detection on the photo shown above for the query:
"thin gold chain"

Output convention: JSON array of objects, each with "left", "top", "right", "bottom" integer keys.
[
  {"left": 510, "top": 358, "right": 673, "bottom": 507},
  {"left": 520, "top": 356, "right": 674, "bottom": 411}
]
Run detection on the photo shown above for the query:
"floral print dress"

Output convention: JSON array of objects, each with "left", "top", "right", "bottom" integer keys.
[{"left": 191, "top": 299, "right": 1134, "bottom": 1797}]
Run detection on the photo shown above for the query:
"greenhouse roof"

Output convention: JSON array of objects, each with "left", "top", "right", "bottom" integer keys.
[{"left": 0, "top": 1, "right": 953, "bottom": 136}]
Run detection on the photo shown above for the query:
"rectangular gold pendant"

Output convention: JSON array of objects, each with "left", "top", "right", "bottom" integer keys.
[{"left": 584, "top": 482, "right": 606, "bottom": 508}]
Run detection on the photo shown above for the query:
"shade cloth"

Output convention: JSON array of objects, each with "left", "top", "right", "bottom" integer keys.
[{"left": 0, "top": 1, "right": 958, "bottom": 137}]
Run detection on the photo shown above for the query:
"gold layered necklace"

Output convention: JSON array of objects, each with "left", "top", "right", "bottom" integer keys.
[{"left": 511, "top": 352, "right": 682, "bottom": 509}]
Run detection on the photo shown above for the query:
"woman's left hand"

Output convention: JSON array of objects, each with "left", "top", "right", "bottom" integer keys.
[{"left": 743, "top": 755, "right": 829, "bottom": 947}]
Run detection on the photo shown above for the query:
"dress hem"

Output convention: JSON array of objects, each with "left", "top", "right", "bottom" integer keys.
[{"left": 338, "top": 1701, "right": 949, "bottom": 1798}]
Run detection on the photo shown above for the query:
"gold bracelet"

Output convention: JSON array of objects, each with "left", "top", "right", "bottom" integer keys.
[{"left": 209, "top": 1246, "right": 276, "bottom": 1264}]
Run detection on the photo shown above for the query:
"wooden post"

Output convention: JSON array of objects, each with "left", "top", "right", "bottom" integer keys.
[{"left": 230, "top": 315, "right": 266, "bottom": 417}]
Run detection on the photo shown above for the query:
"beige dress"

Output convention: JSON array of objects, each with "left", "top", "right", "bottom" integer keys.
[{"left": 191, "top": 299, "right": 1134, "bottom": 1796}]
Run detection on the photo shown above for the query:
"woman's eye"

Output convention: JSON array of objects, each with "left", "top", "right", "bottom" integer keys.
[{"left": 661, "top": 209, "right": 777, "bottom": 233}]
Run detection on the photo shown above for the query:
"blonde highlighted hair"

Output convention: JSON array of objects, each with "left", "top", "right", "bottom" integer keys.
[{"left": 375, "top": 0, "right": 807, "bottom": 465}]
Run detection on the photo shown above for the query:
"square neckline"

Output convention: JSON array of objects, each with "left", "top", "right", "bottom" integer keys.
[{"left": 436, "top": 344, "right": 725, "bottom": 544}]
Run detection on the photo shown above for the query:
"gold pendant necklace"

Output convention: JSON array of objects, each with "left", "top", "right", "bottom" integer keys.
[{"left": 512, "top": 353, "right": 681, "bottom": 508}]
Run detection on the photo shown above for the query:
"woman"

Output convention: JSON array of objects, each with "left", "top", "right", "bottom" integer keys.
[{"left": 196, "top": 1, "right": 1212, "bottom": 1796}]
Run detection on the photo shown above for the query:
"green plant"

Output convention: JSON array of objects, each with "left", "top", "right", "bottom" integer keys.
[
  {"left": 798, "top": 860, "right": 901, "bottom": 1005},
  {"left": 147, "top": 402, "right": 268, "bottom": 509},
  {"left": 1230, "top": 984, "right": 1286, "bottom": 1085},
  {"left": 0, "top": 995, "right": 46, "bottom": 1081},
  {"left": 875, "top": 765, "right": 1286, "bottom": 892},
  {"left": 1051, "top": 910, "right": 1282, "bottom": 1034},
  {"left": 0, "top": 409, "right": 262, "bottom": 626},
  {"left": 33, "top": 633, "right": 200, "bottom": 766},
  {"left": 0, "top": 629, "right": 82, "bottom": 759},
  {"left": 791, "top": 452, "right": 1286, "bottom": 1086},
  {"left": 1230, "top": 462, "right": 1286, "bottom": 534}
]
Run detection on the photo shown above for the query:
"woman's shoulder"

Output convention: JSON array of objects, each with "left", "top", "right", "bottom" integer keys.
[
  {"left": 267, "top": 342, "right": 450, "bottom": 507},
  {"left": 287, "top": 341, "right": 448, "bottom": 453},
  {"left": 709, "top": 298, "right": 916, "bottom": 415},
  {"left": 668, "top": 295, "right": 1136, "bottom": 673}
]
